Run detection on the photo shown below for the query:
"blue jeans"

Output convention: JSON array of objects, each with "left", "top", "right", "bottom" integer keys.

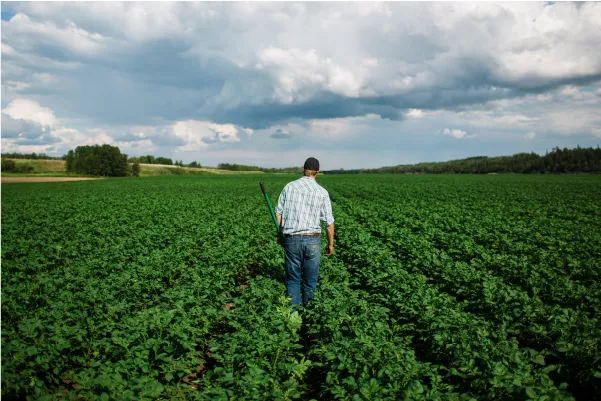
[{"left": 283, "top": 235, "right": 321, "bottom": 306}]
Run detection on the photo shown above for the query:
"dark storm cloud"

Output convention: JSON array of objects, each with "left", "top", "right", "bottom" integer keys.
[
  {"left": 2, "top": 1, "right": 601, "bottom": 158},
  {"left": 7, "top": 43, "right": 596, "bottom": 131},
  {"left": 1, "top": 114, "right": 46, "bottom": 138},
  {"left": 3, "top": 3, "right": 599, "bottom": 130}
]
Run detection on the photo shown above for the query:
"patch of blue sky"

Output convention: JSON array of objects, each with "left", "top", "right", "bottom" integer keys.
[{"left": 1, "top": 1, "right": 16, "bottom": 21}]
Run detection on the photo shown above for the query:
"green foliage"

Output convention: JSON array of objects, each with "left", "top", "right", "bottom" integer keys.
[
  {"left": 2, "top": 158, "right": 16, "bottom": 171},
  {"left": 217, "top": 163, "right": 263, "bottom": 172},
  {"left": 217, "top": 163, "right": 301, "bottom": 173},
  {"left": 65, "top": 150, "right": 75, "bottom": 173},
  {"left": 2, "top": 174, "right": 599, "bottom": 400},
  {"left": 260, "top": 166, "right": 303, "bottom": 174},
  {"left": 1, "top": 152, "right": 62, "bottom": 160},
  {"left": 130, "top": 155, "right": 174, "bottom": 165},
  {"left": 132, "top": 162, "right": 141, "bottom": 177},
  {"left": 1, "top": 158, "right": 34, "bottom": 173},
  {"left": 66, "top": 145, "right": 128, "bottom": 177},
  {"left": 365, "top": 146, "right": 601, "bottom": 174}
]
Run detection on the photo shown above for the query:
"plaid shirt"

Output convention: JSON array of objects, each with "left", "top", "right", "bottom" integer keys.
[{"left": 275, "top": 176, "right": 335, "bottom": 235}]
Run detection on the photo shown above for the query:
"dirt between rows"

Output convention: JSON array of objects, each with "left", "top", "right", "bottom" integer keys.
[{"left": 1, "top": 177, "right": 104, "bottom": 183}]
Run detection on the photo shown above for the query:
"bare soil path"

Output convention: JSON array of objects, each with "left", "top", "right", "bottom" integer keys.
[{"left": 1, "top": 177, "right": 104, "bottom": 184}]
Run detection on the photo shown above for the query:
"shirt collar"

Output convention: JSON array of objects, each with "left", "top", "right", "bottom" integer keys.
[{"left": 301, "top": 176, "right": 315, "bottom": 180}]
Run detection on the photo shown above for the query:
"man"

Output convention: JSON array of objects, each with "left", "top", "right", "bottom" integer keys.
[{"left": 275, "top": 157, "right": 335, "bottom": 306}]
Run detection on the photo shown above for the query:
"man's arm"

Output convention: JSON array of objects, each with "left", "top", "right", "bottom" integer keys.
[
  {"left": 275, "top": 213, "right": 284, "bottom": 246},
  {"left": 325, "top": 223, "right": 335, "bottom": 256},
  {"left": 321, "top": 193, "right": 335, "bottom": 256},
  {"left": 275, "top": 188, "right": 285, "bottom": 246},
  {"left": 276, "top": 213, "right": 282, "bottom": 228}
]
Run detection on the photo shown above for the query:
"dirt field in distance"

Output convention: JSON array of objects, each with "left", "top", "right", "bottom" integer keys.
[{"left": 1, "top": 177, "right": 104, "bottom": 184}]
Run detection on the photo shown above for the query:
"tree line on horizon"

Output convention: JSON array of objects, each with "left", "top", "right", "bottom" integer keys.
[
  {"left": 325, "top": 146, "right": 601, "bottom": 174},
  {"left": 3, "top": 146, "right": 601, "bottom": 175},
  {"left": 216, "top": 163, "right": 301, "bottom": 173},
  {"left": 126, "top": 155, "right": 201, "bottom": 168},
  {"left": 0, "top": 152, "right": 62, "bottom": 160}
]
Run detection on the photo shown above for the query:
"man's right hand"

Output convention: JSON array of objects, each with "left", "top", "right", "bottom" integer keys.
[{"left": 325, "top": 244, "right": 334, "bottom": 256}]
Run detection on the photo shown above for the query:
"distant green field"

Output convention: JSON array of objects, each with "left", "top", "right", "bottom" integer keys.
[
  {"left": 2, "top": 158, "right": 66, "bottom": 174},
  {"left": 1, "top": 158, "right": 263, "bottom": 176},
  {"left": 2, "top": 174, "right": 600, "bottom": 400}
]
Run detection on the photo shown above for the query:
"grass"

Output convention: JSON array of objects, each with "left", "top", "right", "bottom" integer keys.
[
  {"left": 1, "top": 159, "right": 266, "bottom": 177},
  {"left": 2, "top": 158, "right": 66, "bottom": 174},
  {"left": 139, "top": 164, "right": 264, "bottom": 175}
]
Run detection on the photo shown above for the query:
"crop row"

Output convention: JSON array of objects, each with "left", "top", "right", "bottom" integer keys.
[
  {"left": 193, "top": 193, "right": 464, "bottom": 400},
  {"left": 331, "top": 192, "right": 600, "bottom": 399},
  {"left": 327, "top": 175, "right": 601, "bottom": 314},
  {"left": 303, "top": 255, "right": 474, "bottom": 400},
  {"left": 1, "top": 177, "right": 287, "bottom": 400},
  {"left": 324, "top": 202, "right": 572, "bottom": 400},
  {"left": 3, "top": 174, "right": 599, "bottom": 401}
]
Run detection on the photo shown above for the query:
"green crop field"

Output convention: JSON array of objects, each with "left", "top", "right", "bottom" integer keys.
[{"left": 2, "top": 174, "right": 600, "bottom": 401}]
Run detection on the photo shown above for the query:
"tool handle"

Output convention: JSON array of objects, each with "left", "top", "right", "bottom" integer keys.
[{"left": 259, "top": 182, "right": 281, "bottom": 234}]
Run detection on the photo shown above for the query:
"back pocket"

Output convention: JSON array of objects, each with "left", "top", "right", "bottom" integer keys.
[{"left": 306, "top": 242, "right": 320, "bottom": 259}]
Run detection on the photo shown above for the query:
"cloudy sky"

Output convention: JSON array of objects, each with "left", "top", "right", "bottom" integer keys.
[{"left": 2, "top": 2, "right": 601, "bottom": 169}]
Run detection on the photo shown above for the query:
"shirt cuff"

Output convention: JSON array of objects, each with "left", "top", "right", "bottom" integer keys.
[{"left": 322, "top": 216, "right": 335, "bottom": 226}]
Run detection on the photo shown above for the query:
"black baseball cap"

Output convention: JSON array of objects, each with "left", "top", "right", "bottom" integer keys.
[{"left": 303, "top": 157, "right": 320, "bottom": 171}]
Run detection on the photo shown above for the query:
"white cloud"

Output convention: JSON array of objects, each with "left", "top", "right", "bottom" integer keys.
[
  {"left": 1, "top": 99, "right": 113, "bottom": 154},
  {"left": 536, "top": 94, "right": 553, "bottom": 102},
  {"left": 1, "top": 113, "right": 46, "bottom": 139},
  {"left": 2, "top": 2, "right": 601, "bottom": 163},
  {"left": 0, "top": 98, "right": 254, "bottom": 155},
  {"left": 525, "top": 131, "right": 536, "bottom": 139},
  {"left": 442, "top": 128, "right": 469, "bottom": 139},
  {"left": 2, "top": 98, "right": 58, "bottom": 129},
  {"left": 405, "top": 109, "right": 425, "bottom": 119},
  {"left": 561, "top": 86, "right": 580, "bottom": 98},
  {"left": 170, "top": 120, "right": 250, "bottom": 151},
  {"left": 4, "top": 13, "right": 111, "bottom": 57},
  {"left": 257, "top": 47, "right": 366, "bottom": 101},
  {"left": 208, "top": 123, "right": 241, "bottom": 143},
  {"left": 52, "top": 127, "right": 114, "bottom": 150},
  {"left": 2, "top": 81, "right": 32, "bottom": 91}
]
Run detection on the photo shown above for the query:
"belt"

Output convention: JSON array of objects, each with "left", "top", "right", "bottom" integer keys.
[{"left": 284, "top": 233, "right": 320, "bottom": 237}]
